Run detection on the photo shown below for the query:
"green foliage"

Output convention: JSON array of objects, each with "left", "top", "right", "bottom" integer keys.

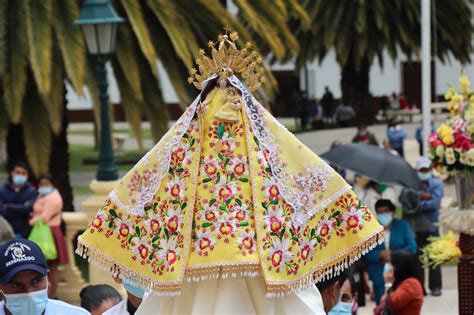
[
  {"left": 0, "top": 0, "right": 307, "bottom": 175},
  {"left": 294, "top": 0, "right": 473, "bottom": 69}
]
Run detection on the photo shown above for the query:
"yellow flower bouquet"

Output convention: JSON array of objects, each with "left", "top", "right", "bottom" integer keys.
[
  {"left": 420, "top": 231, "right": 461, "bottom": 268},
  {"left": 429, "top": 73, "right": 474, "bottom": 174}
]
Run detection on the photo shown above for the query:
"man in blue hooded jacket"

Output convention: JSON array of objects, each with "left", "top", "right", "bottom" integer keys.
[{"left": 0, "top": 162, "right": 37, "bottom": 238}]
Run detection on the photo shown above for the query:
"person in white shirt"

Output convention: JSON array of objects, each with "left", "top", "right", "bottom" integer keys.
[
  {"left": 103, "top": 280, "right": 144, "bottom": 315},
  {"left": 80, "top": 284, "right": 122, "bottom": 315},
  {"left": 0, "top": 239, "right": 89, "bottom": 315}
]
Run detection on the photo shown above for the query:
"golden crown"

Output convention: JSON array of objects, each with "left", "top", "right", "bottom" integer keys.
[{"left": 188, "top": 31, "right": 266, "bottom": 91}]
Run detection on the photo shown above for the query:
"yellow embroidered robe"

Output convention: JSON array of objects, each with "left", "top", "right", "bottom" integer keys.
[{"left": 78, "top": 77, "right": 383, "bottom": 296}]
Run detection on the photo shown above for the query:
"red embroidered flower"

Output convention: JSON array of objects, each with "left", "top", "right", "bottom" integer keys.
[
  {"left": 219, "top": 222, "right": 233, "bottom": 235},
  {"left": 235, "top": 210, "right": 246, "bottom": 221},
  {"left": 149, "top": 219, "right": 160, "bottom": 233},
  {"left": 234, "top": 163, "right": 245, "bottom": 176},
  {"left": 91, "top": 215, "right": 104, "bottom": 229},
  {"left": 199, "top": 238, "right": 211, "bottom": 250},
  {"left": 138, "top": 244, "right": 149, "bottom": 259},
  {"left": 205, "top": 163, "right": 218, "bottom": 176},
  {"left": 270, "top": 217, "right": 282, "bottom": 233},
  {"left": 205, "top": 211, "right": 216, "bottom": 221},
  {"left": 118, "top": 223, "right": 130, "bottom": 237},
  {"left": 167, "top": 216, "right": 179, "bottom": 234},
  {"left": 172, "top": 147, "right": 186, "bottom": 162}
]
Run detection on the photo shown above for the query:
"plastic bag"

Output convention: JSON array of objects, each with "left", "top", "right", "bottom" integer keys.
[{"left": 28, "top": 220, "right": 58, "bottom": 260}]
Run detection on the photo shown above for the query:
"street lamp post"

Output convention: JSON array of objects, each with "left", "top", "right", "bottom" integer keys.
[{"left": 75, "top": 0, "right": 123, "bottom": 181}]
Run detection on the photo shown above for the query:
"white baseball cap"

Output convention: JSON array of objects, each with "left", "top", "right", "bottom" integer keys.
[{"left": 416, "top": 156, "right": 432, "bottom": 170}]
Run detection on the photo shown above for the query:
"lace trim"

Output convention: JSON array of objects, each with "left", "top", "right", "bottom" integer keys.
[
  {"left": 265, "top": 227, "right": 385, "bottom": 297},
  {"left": 185, "top": 262, "right": 261, "bottom": 282},
  {"left": 76, "top": 236, "right": 182, "bottom": 296},
  {"left": 77, "top": 227, "right": 383, "bottom": 297}
]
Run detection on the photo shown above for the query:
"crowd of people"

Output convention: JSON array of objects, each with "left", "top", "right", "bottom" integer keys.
[
  {"left": 325, "top": 120, "right": 445, "bottom": 314},
  {"left": 296, "top": 88, "right": 420, "bottom": 130}
]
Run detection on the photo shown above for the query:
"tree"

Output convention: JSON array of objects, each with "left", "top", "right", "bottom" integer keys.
[
  {"left": 293, "top": 0, "right": 473, "bottom": 124},
  {"left": 0, "top": 0, "right": 307, "bottom": 211}
]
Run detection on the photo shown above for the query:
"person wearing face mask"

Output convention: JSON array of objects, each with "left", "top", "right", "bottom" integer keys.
[
  {"left": 352, "top": 124, "right": 379, "bottom": 146},
  {"left": 412, "top": 156, "right": 443, "bottom": 297},
  {"left": 316, "top": 269, "right": 351, "bottom": 314},
  {"left": 386, "top": 118, "right": 407, "bottom": 157},
  {"left": 0, "top": 239, "right": 89, "bottom": 315},
  {"left": 103, "top": 278, "right": 145, "bottom": 315},
  {"left": 364, "top": 199, "right": 416, "bottom": 305},
  {"left": 0, "top": 162, "right": 37, "bottom": 239},
  {"left": 375, "top": 250, "right": 424, "bottom": 315},
  {"left": 29, "top": 174, "right": 68, "bottom": 299}
]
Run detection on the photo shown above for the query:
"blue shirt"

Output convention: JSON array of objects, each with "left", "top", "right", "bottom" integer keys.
[
  {"left": 418, "top": 177, "right": 443, "bottom": 232},
  {"left": 387, "top": 126, "right": 407, "bottom": 150},
  {"left": 365, "top": 219, "right": 417, "bottom": 303},
  {"left": 0, "top": 182, "right": 37, "bottom": 237}
]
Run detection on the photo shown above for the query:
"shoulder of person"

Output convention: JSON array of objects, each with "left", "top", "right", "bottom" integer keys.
[
  {"left": 46, "top": 299, "right": 90, "bottom": 315},
  {"left": 103, "top": 299, "right": 128, "bottom": 315},
  {"left": 392, "top": 218, "right": 409, "bottom": 228},
  {"left": 429, "top": 177, "right": 443, "bottom": 186},
  {"left": 399, "top": 278, "right": 423, "bottom": 294}
]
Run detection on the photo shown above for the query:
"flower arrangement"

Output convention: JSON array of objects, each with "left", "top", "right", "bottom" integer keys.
[
  {"left": 421, "top": 231, "right": 461, "bottom": 268},
  {"left": 428, "top": 73, "right": 474, "bottom": 174}
]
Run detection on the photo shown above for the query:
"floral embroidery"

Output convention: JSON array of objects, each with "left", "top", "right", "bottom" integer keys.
[
  {"left": 191, "top": 118, "right": 257, "bottom": 257},
  {"left": 87, "top": 122, "right": 198, "bottom": 274},
  {"left": 255, "top": 134, "right": 374, "bottom": 274}
]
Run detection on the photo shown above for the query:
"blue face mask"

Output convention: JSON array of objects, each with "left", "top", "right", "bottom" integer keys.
[
  {"left": 123, "top": 279, "right": 146, "bottom": 298},
  {"left": 38, "top": 186, "right": 54, "bottom": 195},
  {"left": 417, "top": 171, "right": 432, "bottom": 181},
  {"left": 328, "top": 301, "right": 353, "bottom": 315},
  {"left": 12, "top": 175, "right": 27, "bottom": 186},
  {"left": 377, "top": 213, "right": 393, "bottom": 227},
  {"left": 3, "top": 287, "right": 48, "bottom": 315}
]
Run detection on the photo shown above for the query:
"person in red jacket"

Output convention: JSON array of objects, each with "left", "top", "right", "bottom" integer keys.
[{"left": 377, "top": 250, "right": 424, "bottom": 315}]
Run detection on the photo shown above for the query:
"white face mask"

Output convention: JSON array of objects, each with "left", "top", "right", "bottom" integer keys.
[{"left": 2, "top": 287, "right": 48, "bottom": 315}]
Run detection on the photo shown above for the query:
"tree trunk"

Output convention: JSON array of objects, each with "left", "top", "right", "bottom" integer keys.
[
  {"left": 49, "top": 94, "right": 75, "bottom": 212},
  {"left": 6, "top": 124, "right": 27, "bottom": 173},
  {"left": 340, "top": 56, "right": 374, "bottom": 125}
]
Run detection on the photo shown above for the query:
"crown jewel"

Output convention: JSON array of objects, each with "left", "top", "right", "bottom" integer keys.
[{"left": 188, "top": 31, "right": 266, "bottom": 91}]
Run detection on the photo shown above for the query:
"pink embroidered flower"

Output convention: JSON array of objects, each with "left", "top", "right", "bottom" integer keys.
[
  {"left": 265, "top": 178, "right": 280, "bottom": 199},
  {"left": 268, "top": 238, "right": 292, "bottom": 269},
  {"left": 344, "top": 207, "right": 364, "bottom": 229},
  {"left": 145, "top": 214, "right": 161, "bottom": 234},
  {"left": 132, "top": 239, "right": 150, "bottom": 260},
  {"left": 300, "top": 238, "right": 317, "bottom": 261},
  {"left": 165, "top": 206, "right": 180, "bottom": 234},
  {"left": 91, "top": 213, "right": 105, "bottom": 229},
  {"left": 202, "top": 204, "right": 217, "bottom": 221},
  {"left": 215, "top": 177, "right": 236, "bottom": 201},
  {"left": 158, "top": 238, "right": 180, "bottom": 267},
  {"left": 201, "top": 156, "right": 218, "bottom": 177},
  {"left": 317, "top": 216, "right": 333, "bottom": 237},
  {"left": 264, "top": 207, "right": 284, "bottom": 233},
  {"left": 195, "top": 230, "right": 215, "bottom": 251},
  {"left": 238, "top": 231, "right": 256, "bottom": 251},
  {"left": 171, "top": 146, "right": 186, "bottom": 162},
  {"left": 232, "top": 157, "right": 248, "bottom": 177},
  {"left": 114, "top": 218, "right": 133, "bottom": 238},
  {"left": 166, "top": 178, "right": 185, "bottom": 199},
  {"left": 218, "top": 214, "right": 237, "bottom": 235}
]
